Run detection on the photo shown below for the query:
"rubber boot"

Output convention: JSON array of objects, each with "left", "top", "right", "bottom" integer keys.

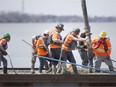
[
  {"left": 61, "top": 63, "right": 68, "bottom": 74},
  {"left": 52, "top": 65, "right": 57, "bottom": 74},
  {"left": 39, "top": 69, "right": 42, "bottom": 73},
  {"left": 39, "top": 66, "right": 43, "bottom": 74},
  {"left": 72, "top": 65, "right": 78, "bottom": 74},
  {"left": 44, "top": 60, "right": 49, "bottom": 71},
  {"left": 3, "top": 67, "right": 7, "bottom": 74},
  {"left": 31, "top": 61, "right": 35, "bottom": 74}
]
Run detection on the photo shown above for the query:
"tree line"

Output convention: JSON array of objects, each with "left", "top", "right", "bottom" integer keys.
[{"left": 0, "top": 12, "right": 116, "bottom": 23}]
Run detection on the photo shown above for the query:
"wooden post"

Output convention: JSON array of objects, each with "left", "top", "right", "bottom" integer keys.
[{"left": 81, "top": 0, "right": 93, "bottom": 73}]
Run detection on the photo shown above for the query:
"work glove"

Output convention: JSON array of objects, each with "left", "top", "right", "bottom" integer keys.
[{"left": 2, "top": 51, "right": 8, "bottom": 56}]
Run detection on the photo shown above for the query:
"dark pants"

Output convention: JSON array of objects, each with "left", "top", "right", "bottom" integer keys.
[
  {"left": 38, "top": 54, "right": 49, "bottom": 73},
  {"left": 62, "top": 50, "right": 78, "bottom": 74},
  {"left": 31, "top": 49, "right": 37, "bottom": 72},
  {"left": 95, "top": 56, "right": 114, "bottom": 72},
  {"left": 50, "top": 48, "right": 61, "bottom": 65},
  {"left": 0, "top": 51, "right": 7, "bottom": 74},
  {"left": 78, "top": 48, "right": 89, "bottom": 66}
]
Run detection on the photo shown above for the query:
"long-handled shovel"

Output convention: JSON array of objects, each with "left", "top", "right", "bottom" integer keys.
[{"left": 7, "top": 54, "right": 17, "bottom": 74}]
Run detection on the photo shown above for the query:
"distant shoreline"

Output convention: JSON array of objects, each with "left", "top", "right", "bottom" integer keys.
[{"left": 0, "top": 12, "right": 116, "bottom": 23}]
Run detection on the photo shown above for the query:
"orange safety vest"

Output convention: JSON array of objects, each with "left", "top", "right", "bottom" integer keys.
[
  {"left": 92, "top": 37, "right": 111, "bottom": 57},
  {"left": 62, "top": 34, "right": 77, "bottom": 52},
  {"left": 0, "top": 38, "right": 8, "bottom": 50},
  {"left": 36, "top": 37, "right": 48, "bottom": 56},
  {"left": 50, "top": 31, "right": 62, "bottom": 49}
]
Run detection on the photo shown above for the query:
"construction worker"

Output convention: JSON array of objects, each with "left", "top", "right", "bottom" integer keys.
[
  {"left": 36, "top": 30, "right": 50, "bottom": 73},
  {"left": 61, "top": 28, "right": 87, "bottom": 74},
  {"left": 49, "top": 23, "right": 64, "bottom": 74},
  {"left": 31, "top": 35, "right": 40, "bottom": 74},
  {"left": 0, "top": 33, "right": 11, "bottom": 74},
  {"left": 77, "top": 32, "right": 89, "bottom": 66},
  {"left": 92, "top": 31, "right": 114, "bottom": 72}
]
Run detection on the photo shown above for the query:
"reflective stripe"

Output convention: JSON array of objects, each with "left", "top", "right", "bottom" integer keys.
[
  {"left": 96, "top": 47, "right": 112, "bottom": 53},
  {"left": 52, "top": 38, "right": 58, "bottom": 42},
  {"left": 96, "top": 48, "right": 111, "bottom": 53},
  {"left": 96, "top": 48, "right": 105, "bottom": 53},
  {"left": 62, "top": 45, "right": 68, "bottom": 49},
  {"left": 62, "top": 45, "right": 71, "bottom": 52},
  {"left": 108, "top": 47, "right": 112, "bottom": 50},
  {"left": 39, "top": 46, "right": 44, "bottom": 48}
]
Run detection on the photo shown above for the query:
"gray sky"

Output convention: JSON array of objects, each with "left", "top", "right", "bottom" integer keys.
[{"left": 0, "top": 0, "right": 116, "bottom": 16}]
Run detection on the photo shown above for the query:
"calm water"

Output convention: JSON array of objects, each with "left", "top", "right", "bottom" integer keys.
[{"left": 0, "top": 22, "right": 116, "bottom": 68}]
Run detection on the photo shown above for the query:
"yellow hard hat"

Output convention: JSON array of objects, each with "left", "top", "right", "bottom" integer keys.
[{"left": 99, "top": 31, "right": 107, "bottom": 38}]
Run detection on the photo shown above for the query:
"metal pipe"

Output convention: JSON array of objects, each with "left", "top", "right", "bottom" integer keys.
[{"left": 81, "top": 0, "right": 93, "bottom": 73}]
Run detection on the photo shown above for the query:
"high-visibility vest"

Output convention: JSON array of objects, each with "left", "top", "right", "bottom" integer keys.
[
  {"left": 92, "top": 37, "right": 112, "bottom": 57},
  {"left": 36, "top": 37, "right": 48, "bottom": 56},
  {"left": 50, "top": 31, "right": 62, "bottom": 49},
  {"left": 62, "top": 34, "right": 77, "bottom": 52}
]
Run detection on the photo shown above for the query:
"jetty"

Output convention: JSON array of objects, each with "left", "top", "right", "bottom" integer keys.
[
  {"left": 0, "top": 68, "right": 116, "bottom": 87},
  {"left": 0, "top": 0, "right": 116, "bottom": 87}
]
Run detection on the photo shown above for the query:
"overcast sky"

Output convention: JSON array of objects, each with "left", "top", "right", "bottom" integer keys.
[{"left": 0, "top": 0, "right": 116, "bottom": 16}]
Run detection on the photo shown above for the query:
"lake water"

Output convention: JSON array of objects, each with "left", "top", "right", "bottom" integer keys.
[{"left": 0, "top": 22, "right": 116, "bottom": 68}]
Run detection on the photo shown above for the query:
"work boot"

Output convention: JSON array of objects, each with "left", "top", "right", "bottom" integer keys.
[
  {"left": 39, "top": 68, "right": 42, "bottom": 73},
  {"left": 31, "top": 61, "right": 35, "bottom": 74},
  {"left": 52, "top": 65, "right": 57, "bottom": 74},
  {"left": 31, "top": 69, "right": 35, "bottom": 74},
  {"left": 72, "top": 65, "right": 78, "bottom": 74},
  {"left": 3, "top": 67, "right": 7, "bottom": 74},
  {"left": 44, "top": 60, "right": 49, "bottom": 71},
  {"left": 61, "top": 63, "right": 68, "bottom": 74}
]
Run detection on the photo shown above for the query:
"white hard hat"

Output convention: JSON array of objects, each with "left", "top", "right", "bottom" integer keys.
[
  {"left": 32, "top": 35, "right": 36, "bottom": 39},
  {"left": 44, "top": 30, "right": 49, "bottom": 35}
]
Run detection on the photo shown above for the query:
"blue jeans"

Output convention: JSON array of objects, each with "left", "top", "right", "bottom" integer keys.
[
  {"left": 61, "top": 50, "right": 78, "bottom": 74},
  {"left": 0, "top": 51, "right": 7, "bottom": 73},
  {"left": 38, "top": 55, "right": 49, "bottom": 73}
]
